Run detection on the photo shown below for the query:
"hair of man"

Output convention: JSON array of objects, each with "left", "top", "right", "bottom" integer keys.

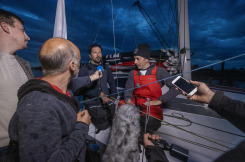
[
  {"left": 38, "top": 39, "right": 79, "bottom": 76},
  {"left": 89, "top": 43, "right": 102, "bottom": 54},
  {"left": 0, "top": 9, "right": 24, "bottom": 26}
]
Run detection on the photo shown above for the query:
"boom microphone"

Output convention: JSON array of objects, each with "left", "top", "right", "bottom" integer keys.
[
  {"left": 102, "top": 104, "right": 140, "bottom": 162},
  {"left": 97, "top": 65, "right": 103, "bottom": 72}
]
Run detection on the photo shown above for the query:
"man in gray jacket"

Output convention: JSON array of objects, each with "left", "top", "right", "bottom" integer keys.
[
  {"left": 8, "top": 38, "right": 91, "bottom": 161},
  {"left": 0, "top": 9, "right": 33, "bottom": 156}
]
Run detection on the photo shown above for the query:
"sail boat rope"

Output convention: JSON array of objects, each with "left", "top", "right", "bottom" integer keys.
[
  {"left": 163, "top": 112, "right": 245, "bottom": 138},
  {"left": 139, "top": 110, "right": 232, "bottom": 150},
  {"left": 169, "top": 0, "right": 178, "bottom": 26},
  {"left": 79, "top": 54, "right": 245, "bottom": 151},
  {"left": 81, "top": 53, "right": 245, "bottom": 104},
  {"left": 103, "top": 97, "right": 245, "bottom": 139},
  {"left": 156, "top": 131, "right": 227, "bottom": 152},
  {"left": 110, "top": 0, "right": 119, "bottom": 95},
  {"left": 94, "top": 0, "right": 109, "bottom": 43},
  {"left": 118, "top": 99, "right": 237, "bottom": 151},
  {"left": 114, "top": 99, "right": 233, "bottom": 152}
]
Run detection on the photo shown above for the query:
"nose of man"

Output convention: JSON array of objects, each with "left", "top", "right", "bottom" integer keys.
[
  {"left": 134, "top": 59, "right": 138, "bottom": 65},
  {"left": 25, "top": 33, "right": 30, "bottom": 41}
]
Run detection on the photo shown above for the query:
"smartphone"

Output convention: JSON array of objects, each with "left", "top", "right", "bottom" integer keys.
[{"left": 172, "top": 76, "right": 197, "bottom": 96}]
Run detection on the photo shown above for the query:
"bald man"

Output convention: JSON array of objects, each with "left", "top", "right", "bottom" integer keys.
[{"left": 7, "top": 38, "right": 91, "bottom": 162}]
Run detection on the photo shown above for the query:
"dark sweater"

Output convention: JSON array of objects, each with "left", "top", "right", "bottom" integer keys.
[
  {"left": 8, "top": 79, "right": 88, "bottom": 162},
  {"left": 210, "top": 91, "right": 245, "bottom": 162},
  {"left": 69, "top": 62, "right": 117, "bottom": 99}
]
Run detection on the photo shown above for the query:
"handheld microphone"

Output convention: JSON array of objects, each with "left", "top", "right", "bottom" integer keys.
[
  {"left": 97, "top": 66, "right": 103, "bottom": 72},
  {"left": 97, "top": 66, "right": 103, "bottom": 93}
]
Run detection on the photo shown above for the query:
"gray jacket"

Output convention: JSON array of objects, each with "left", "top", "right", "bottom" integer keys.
[
  {"left": 14, "top": 54, "right": 34, "bottom": 79},
  {"left": 9, "top": 79, "right": 88, "bottom": 162}
]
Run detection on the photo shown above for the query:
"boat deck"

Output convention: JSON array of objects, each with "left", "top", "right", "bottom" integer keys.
[
  {"left": 88, "top": 92, "right": 245, "bottom": 162},
  {"left": 154, "top": 95, "right": 244, "bottom": 162}
]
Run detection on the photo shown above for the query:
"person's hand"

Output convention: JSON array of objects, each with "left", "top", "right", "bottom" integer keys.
[
  {"left": 143, "top": 100, "right": 162, "bottom": 106},
  {"left": 182, "top": 80, "right": 215, "bottom": 104},
  {"left": 101, "top": 96, "right": 114, "bottom": 104},
  {"left": 144, "top": 133, "right": 162, "bottom": 147},
  {"left": 77, "top": 110, "right": 91, "bottom": 125},
  {"left": 125, "top": 99, "right": 135, "bottom": 106},
  {"left": 100, "top": 92, "right": 114, "bottom": 104},
  {"left": 89, "top": 70, "right": 102, "bottom": 82}
]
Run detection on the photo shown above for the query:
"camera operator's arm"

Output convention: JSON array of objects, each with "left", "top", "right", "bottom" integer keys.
[
  {"left": 186, "top": 81, "right": 245, "bottom": 121},
  {"left": 178, "top": 81, "right": 245, "bottom": 161},
  {"left": 181, "top": 81, "right": 245, "bottom": 132},
  {"left": 144, "top": 133, "right": 169, "bottom": 162}
]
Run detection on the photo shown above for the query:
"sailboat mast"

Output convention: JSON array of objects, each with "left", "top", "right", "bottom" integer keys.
[{"left": 178, "top": 0, "right": 191, "bottom": 80}]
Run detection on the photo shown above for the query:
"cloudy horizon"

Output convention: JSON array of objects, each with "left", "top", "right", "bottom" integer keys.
[{"left": 1, "top": 0, "right": 245, "bottom": 70}]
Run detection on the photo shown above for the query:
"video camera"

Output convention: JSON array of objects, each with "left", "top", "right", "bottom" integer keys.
[{"left": 149, "top": 138, "right": 189, "bottom": 162}]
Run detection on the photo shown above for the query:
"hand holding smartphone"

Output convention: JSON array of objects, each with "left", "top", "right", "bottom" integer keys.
[{"left": 172, "top": 76, "right": 197, "bottom": 96}]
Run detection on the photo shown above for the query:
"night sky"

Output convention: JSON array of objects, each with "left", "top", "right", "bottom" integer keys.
[{"left": 1, "top": 0, "right": 245, "bottom": 70}]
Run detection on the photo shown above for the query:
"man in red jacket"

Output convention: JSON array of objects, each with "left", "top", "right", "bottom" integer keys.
[{"left": 124, "top": 43, "right": 179, "bottom": 133}]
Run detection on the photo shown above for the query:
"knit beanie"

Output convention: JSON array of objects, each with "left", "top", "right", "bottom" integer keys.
[{"left": 134, "top": 43, "right": 151, "bottom": 59}]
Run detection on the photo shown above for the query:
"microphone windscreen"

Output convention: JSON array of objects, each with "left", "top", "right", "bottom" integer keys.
[
  {"left": 102, "top": 104, "right": 140, "bottom": 161},
  {"left": 97, "top": 66, "right": 103, "bottom": 72}
]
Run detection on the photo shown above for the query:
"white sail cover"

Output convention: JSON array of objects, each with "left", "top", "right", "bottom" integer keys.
[{"left": 53, "top": 0, "right": 67, "bottom": 39}]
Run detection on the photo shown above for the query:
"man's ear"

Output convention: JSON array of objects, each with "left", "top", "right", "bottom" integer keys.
[
  {"left": 0, "top": 22, "right": 10, "bottom": 34},
  {"left": 69, "top": 60, "right": 76, "bottom": 71}
]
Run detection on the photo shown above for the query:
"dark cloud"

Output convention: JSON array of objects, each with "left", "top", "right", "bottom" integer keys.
[
  {"left": 188, "top": 0, "right": 245, "bottom": 69},
  {"left": 0, "top": 0, "right": 244, "bottom": 69}
]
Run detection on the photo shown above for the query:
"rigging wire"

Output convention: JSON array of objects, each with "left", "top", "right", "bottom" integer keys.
[
  {"left": 110, "top": 0, "right": 118, "bottom": 95},
  {"left": 80, "top": 53, "right": 245, "bottom": 151},
  {"left": 167, "top": 0, "right": 179, "bottom": 49},
  {"left": 138, "top": 111, "right": 232, "bottom": 150},
  {"left": 68, "top": 0, "right": 77, "bottom": 33},
  {"left": 91, "top": 0, "right": 99, "bottom": 43},
  {"left": 168, "top": 0, "right": 178, "bottom": 25},
  {"left": 120, "top": 32, "right": 127, "bottom": 54},
  {"left": 163, "top": 112, "right": 245, "bottom": 138},
  {"left": 100, "top": 97, "right": 241, "bottom": 152},
  {"left": 157, "top": 0, "right": 170, "bottom": 28},
  {"left": 110, "top": 0, "right": 116, "bottom": 55},
  {"left": 157, "top": 0, "right": 173, "bottom": 49},
  {"left": 138, "top": 111, "right": 232, "bottom": 149},
  {"left": 157, "top": 132, "right": 227, "bottom": 152},
  {"left": 80, "top": 53, "right": 245, "bottom": 104},
  {"left": 94, "top": 0, "right": 109, "bottom": 43},
  {"left": 87, "top": 0, "right": 92, "bottom": 48},
  {"left": 134, "top": 1, "right": 169, "bottom": 49},
  {"left": 174, "top": 0, "right": 178, "bottom": 50},
  {"left": 132, "top": 7, "right": 138, "bottom": 50},
  {"left": 167, "top": 11, "right": 175, "bottom": 48}
]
